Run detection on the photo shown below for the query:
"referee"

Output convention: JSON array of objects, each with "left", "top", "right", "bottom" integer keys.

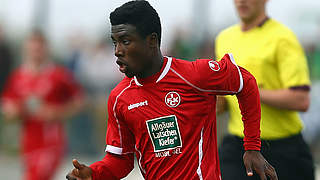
[{"left": 215, "top": 0, "right": 315, "bottom": 180}]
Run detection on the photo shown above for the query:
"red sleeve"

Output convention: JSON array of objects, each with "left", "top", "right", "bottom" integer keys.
[
  {"left": 194, "top": 53, "right": 261, "bottom": 150},
  {"left": 105, "top": 92, "right": 135, "bottom": 155},
  {"left": 89, "top": 152, "right": 134, "bottom": 180},
  {"left": 236, "top": 67, "right": 261, "bottom": 151},
  {"left": 193, "top": 54, "right": 242, "bottom": 95}
]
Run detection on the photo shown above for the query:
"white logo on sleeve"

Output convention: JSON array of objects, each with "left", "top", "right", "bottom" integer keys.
[
  {"left": 208, "top": 60, "right": 220, "bottom": 71},
  {"left": 165, "top": 92, "right": 181, "bottom": 107},
  {"left": 128, "top": 100, "right": 148, "bottom": 110}
]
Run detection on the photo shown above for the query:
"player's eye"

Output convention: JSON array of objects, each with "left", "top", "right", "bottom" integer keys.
[
  {"left": 112, "top": 41, "right": 117, "bottom": 47},
  {"left": 122, "top": 39, "right": 130, "bottom": 45}
]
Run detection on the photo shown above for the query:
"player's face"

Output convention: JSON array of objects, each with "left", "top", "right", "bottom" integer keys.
[
  {"left": 111, "top": 24, "right": 152, "bottom": 78},
  {"left": 25, "top": 36, "right": 47, "bottom": 63},
  {"left": 234, "top": 0, "right": 267, "bottom": 23}
]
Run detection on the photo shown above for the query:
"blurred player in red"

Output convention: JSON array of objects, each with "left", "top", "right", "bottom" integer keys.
[
  {"left": 1, "top": 31, "right": 83, "bottom": 180},
  {"left": 66, "top": 1, "right": 277, "bottom": 180}
]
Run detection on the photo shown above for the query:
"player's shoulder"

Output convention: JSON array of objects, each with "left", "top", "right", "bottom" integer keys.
[
  {"left": 267, "top": 19, "right": 292, "bottom": 32},
  {"left": 171, "top": 56, "right": 218, "bottom": 69},
  {"left": 216, "top": 24, "right": 240, "bottom": 40},
  {"left": 6, "top": 67, "right": 24, "bottom": 83},
  {"left": 267, "top": 19, "right": 297, "bottom": 40},
  {"left": 11, "top": 66, "right": 24, "bottom": 75},
  {"left": 170, "top": 57, "right": 201, "bottom": 73},
  {"left": 46, "top": 63, "right": 76, "bottom": 80},
  {"left": 109, "top": 77, "right": 132, "bottom": 100},
  {"left": 171, "top": 57, "right": 194, "bottom": 66},
  {"left": 170, "top": 56, "right": 221, "bottom": 81},
  {"left": 49, "top": 63, "right": 71, "bottom": 74}
]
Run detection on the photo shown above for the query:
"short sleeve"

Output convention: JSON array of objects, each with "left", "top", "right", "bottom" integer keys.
[
  {"left": 194, "top": 53, "right": 243, "bottom": 95},
  {"left": 276, "top": 33, "right": 311, "bottom": 88},
  {"left": 105, "top": 95, "right": 135, "bottom": 155}
]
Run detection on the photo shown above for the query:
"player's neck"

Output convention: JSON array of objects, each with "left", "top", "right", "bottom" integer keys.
[
  {"left": 240, "top": 13, "right": 267, "bottom": 32},
  {"left": 25, "top": 58, "right": 48, "bottom": 73},
  {"left": 137, "top": 51, "right": 163, "bottom": 79}
]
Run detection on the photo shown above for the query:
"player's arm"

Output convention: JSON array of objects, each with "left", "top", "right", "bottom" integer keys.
[
  {"left": 1, "top": 99, "right": 22, "bottom": 122},
  {"left": 38, "top": 68, "right": 85, "bottom": 122},
  {"left": 194, "top": 54, "right": 277, "bottom": 180},
  {"left": 231, "top": 64, "right": 277, "bottom": 180},
  {"left": 194, "top": 54, "right": 262, "bottom": 149},
  {"left": 214, "top": 34, "right": 228, "bottom": 115},
  {"left": 66, "top": 152, "right": 134, "bottom": 180},
  {"left": 233, "top": 62, "right": 278, "bottom": 180},
  {"left": 38, "top": 93, "right": 84, "bottom": 122},
  {"left": 66, "top": 94, "right": 135, "bottom": 180},
  {"left": 67, "top": 89, "right": 136, "bottom": 180},
  {"left": 259, "top": 88, "right": 309, "bottom": 112},
  {"left": 260, "top": 32, "right": 311, "bottom": 112},
  {"left": 216, "top": 95, "right": 227, "bottom": 114}
]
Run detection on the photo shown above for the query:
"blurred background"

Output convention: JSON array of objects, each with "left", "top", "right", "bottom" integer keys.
[{"left": 0, "top": 0, "right": 319, "bottom": 179}]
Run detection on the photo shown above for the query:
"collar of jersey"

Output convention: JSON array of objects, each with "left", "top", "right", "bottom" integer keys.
[{"left": 134, "top": 56, "right": 172, "bottom": 86}]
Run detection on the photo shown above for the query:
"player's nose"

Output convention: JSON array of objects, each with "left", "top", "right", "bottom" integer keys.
[{"left": 114, "top": 43, "right": 124, "bottom": 57}]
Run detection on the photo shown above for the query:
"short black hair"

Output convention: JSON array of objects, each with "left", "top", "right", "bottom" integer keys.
[{"left": 110, "top": 0, "right": 162, "bottom": 45}]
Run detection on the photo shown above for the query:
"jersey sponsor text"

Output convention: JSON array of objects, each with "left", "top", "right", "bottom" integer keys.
[
  {"left": 128, "top": 100, "right": 148, "bottom": 110},
  {"left": 146, "top": 115, "right": 182, "bottom": 152}
]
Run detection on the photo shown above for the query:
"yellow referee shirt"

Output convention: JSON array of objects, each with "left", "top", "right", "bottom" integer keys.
[{"left": 215, "top": 19, "right": 311, "bottom": 140}]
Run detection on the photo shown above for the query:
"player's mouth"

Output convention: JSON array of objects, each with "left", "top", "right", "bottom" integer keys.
[
  {"left": 237, "top": 5, "right": 249, "bottom": 13},
  {"left": 116, "top": 59, "right": 129, "bottom": 73}
]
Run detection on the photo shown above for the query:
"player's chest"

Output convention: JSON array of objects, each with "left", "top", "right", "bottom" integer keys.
[
  {"left": 14, "top": 72, "right": 61, "bottom": 99},
  {"left": 119, "top": 86, "right": 210, "bottom": 131}
]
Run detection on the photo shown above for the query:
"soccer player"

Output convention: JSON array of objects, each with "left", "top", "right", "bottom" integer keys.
[
  {"left": 215, "top": 0, "right": 314, "bottom": 180},
  {"left": 66, "top": 1, "right": 277, "bottom": 180},
  {"left": 1, "top": 31, "right": 83, "bottom": 180}
]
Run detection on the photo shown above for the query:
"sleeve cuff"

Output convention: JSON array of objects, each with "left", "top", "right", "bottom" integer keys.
[
  {"left": 105, "top": 145, "right": 123, "bottom": 155},
  {"left": 289, "top": 85, "right": 311, "bottom": 91},
  {"left": 243, "top": 139, "right": 261, "bottom": 151}
]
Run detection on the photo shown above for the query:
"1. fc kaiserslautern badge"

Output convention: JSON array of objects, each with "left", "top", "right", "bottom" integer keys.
[
  {"left": 208, "top": 60, "right": 220, "bottom": 71},
  {"left": 165, "top": 91, "right": 181, "bottom": 108}
]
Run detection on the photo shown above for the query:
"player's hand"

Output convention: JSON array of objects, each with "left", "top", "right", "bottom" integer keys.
[
  {"left": 37, "top": 104, "right": 61, "bottom": 122},
  {"left": 243, "top": 150, "right": 278, "bottom": 180},
  {"left": 1, "top": 101, "right": 21, "bottom": 121},
  {"left": 66, "top": 159, "right": 92, "bottom": 180}
]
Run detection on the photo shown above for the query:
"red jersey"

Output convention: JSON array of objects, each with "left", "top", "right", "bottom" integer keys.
[
  {"left": 92, "top": 54, "right": 261, "bottom": 180},
  {"left": 2, "top": 63, "right": 82, "bottom": 154}
]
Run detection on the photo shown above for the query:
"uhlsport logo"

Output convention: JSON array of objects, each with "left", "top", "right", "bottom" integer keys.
[
  {"left": 165, "top": 91, "right": 180, "bottom": 108},
  {"left": 208, "top": 60, "right": 220, "bottom": 71},
  {"left": 146, "top": 115, "right": 182, "bottom": 152},
  {"left": 128, "top": 100, "right": 148, "bottom": 110}
]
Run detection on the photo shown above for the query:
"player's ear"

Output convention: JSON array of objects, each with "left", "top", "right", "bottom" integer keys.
[{"left": 147, "top": 32, "right": 158, "bottom": 48}]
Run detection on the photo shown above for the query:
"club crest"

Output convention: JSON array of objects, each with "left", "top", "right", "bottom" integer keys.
[
  {"left": 165, "top": 91, "right": 181, "bottom": 108},
  {"left": 208, "top": 60, "right": 220, "bottom": 71}
]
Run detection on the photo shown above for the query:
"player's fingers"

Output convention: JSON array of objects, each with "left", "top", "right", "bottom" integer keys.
[
  {"left": 66, "top": 173, "right": 77, "bottom": 180},
  {"left": 72, "top": 159, "right": 83, "bottom": 170},
  {"left": 72, "top": 168, "right": 80, "bottom": 177},
  {"left": 266, "top": 163, "right": 278, "bottom": 180},
  {"left": 244, "top": 161, "right": 253, "bottom": 176},
  {"left": 255, "top": 163, "right": 268, "bottom": 180},
  {"left": 258, "top": 172, "right": 267, "bottom": 180}
]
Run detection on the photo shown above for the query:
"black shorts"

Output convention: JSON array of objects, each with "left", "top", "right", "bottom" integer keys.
[{"left": 219, "top": 134, "right": 315, "bottom": 180}]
